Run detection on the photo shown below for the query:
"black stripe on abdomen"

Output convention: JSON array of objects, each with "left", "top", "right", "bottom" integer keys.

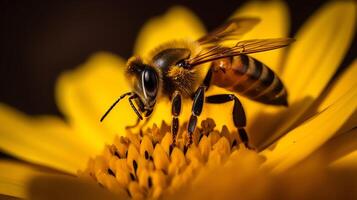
[
  {"left": 238, "top": 54, "right": 249, "bottom": 74},
  {"left": 241, "top": 59, "right": 274, "bottom": 97},
  {"left": 232, "top": 56, "right": 262, "bottom": 92},
  {"left": 238, "top": 57, "right": 288, "bottom": 106},
  {"left": 254, "top": 74, "right": 288, "bottom": 106}
]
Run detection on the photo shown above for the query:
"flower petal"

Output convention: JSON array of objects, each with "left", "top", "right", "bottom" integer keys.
[
  {"left": 27, "top": 174, "right": 122, "bottom": 200},
  {"left": 331, "top": 150, "right": 357, "bottom": 169},
  {"left": 262, "top": 85, "right": 357, "bottom": 172},
  {"left": 56, "top": 52, "right": 134, "bottom": 153},
  {"left": 0, "top": 160, "right": 121, "bottom": 200},
  {"left": 249, "top": 1, "right": 356, "bottom": 149},
  {"left": 0, "top": 104, "right": 91, "bottom": 174},
  {"left": 232, "top": 0, "right": 290, "bottom": 71},
  {"left": 134, "top": 6, "right": 206, "bottom": 57},
  {"left": 284, "top": 1, "right": 356, "bottom": 102},
  {"left": 295, "top": 60, "right": 357, "bottom": 132},
  {"left": 303, "top": 127, "right": 357, "bottom": 169},
  {"left": 0, "top": 160, "right": 54, "bottom": 198},
  {"left": 275, "top": 158, "right": 357, "bottom": 200},
  {"left": 309, "top": 60, "right": 357, "bottom": 115}
]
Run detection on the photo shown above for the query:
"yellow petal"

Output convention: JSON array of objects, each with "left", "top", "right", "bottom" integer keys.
[
  {"left": 276, "top": 157, "right": 357, "bottom": 200},
  {"left": 306, "top": 60, "right": 357, "bottom": 117},
  {"left": 331, "top": 150, "right": 357, "bottom": 169},
  {"left": 0, "top": 104, "right": 91, "bottom": 174},
  {"left": 303, "top": 127, "right": 357, "bottom": 168},
  {"left": 328, "top": 130, "right": 357, "bottom": 168},
  {"left": 27, "top": 175, "right": 122, "bottom": 200},
  {"left": 296, "top": 60, "right": 357, "bottom": 135},
  {"left": 203, "top": 0, "right": 290, "bottom": 135},
  {"left": 262, "top": 86, "right": 357, "bottom": 173},
  {"left": 134, "top": 6, "right": 205, "bottom": 57},
  {"left": 0, "top": 160, "right": 54, "bottom": 198},
  {"left": 249, "top": 1, "right": 356, "bottom": 149},
  {"left": 284, "top": 1, "right": 356, "bottom": 102},
  {"left": 56, "top": 52, "right": 134, "bottom": 153}
]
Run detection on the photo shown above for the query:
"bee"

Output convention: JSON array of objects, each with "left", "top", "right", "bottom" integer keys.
[{"left": 100, "top": 17, "right": 294, "bottom": 150}]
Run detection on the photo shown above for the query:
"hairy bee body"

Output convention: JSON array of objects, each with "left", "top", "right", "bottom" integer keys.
[
  {"left": 211, "top": 54, "right": 288, "bottom": 105},
  {"left": 147, "top": 40, "right": 288, "bottom": 106},
  {"left": 101, "top": 17, "right": 294, "bottom": 148},
  {"left": 148, "top": 41, "right": 203, "bottom": 99}
]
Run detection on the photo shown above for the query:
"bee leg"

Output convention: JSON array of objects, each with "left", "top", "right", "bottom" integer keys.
[
  {"left": 202, "top": 66, "right": 213, "bottom": 90},
  {"left": 125, "top": 95, "right": 148, "bottom": 129},
  {"left": 128, "top": 95, "right": 144, "bottom": 120},
  {"left": 171, "top": 91, "right": 182, "bottom": 152},
  {"left": 125, "top": 96, "right": 143, "bottom": 130},
  {"left": 183, "top": 67, "right": 212, "bottom": 148},
  {"left": 125, "top": 117, "right": 141, "bottom": 130},
  {"left": 205, "top": 94, "right": 254, "bottom": 150},
  {"left": 126, "top": 95, "right": 151, "bottom": 131},
  {"left": 187, "top": 86, "right": 206, "bottom": 147}
]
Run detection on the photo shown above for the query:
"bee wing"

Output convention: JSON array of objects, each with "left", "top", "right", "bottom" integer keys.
[
  {"left": 189, "top": 38, "right": 295, "bottom": 67},
  {"left": 197, "top": 17, "right": 260, "bottom": 45}
]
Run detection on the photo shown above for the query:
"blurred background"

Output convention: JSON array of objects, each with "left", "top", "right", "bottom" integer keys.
[{"left": 0, "top": 0, "right": 355, "bottom": 117}]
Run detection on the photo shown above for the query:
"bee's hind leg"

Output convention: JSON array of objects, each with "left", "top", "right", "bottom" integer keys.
[{"left": 205, "top": 94, "right": 254, "bottom": 150}]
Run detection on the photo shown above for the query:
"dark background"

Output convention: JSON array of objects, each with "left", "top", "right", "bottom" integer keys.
[{"left": 0, "top": 0, "right": 355, "bottom": 117}]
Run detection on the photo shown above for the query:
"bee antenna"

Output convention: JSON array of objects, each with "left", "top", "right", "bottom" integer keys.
[{"left": 100, "top": 92, "right": 133, "bottom": 122}]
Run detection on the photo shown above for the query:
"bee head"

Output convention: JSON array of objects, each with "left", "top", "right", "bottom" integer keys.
[{"left": 126, "top": 57, "right": 159, "bottom": 110}]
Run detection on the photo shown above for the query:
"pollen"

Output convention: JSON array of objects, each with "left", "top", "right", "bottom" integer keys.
[{"left": 78, "top": 118, "right": 249, "bottom": 199}]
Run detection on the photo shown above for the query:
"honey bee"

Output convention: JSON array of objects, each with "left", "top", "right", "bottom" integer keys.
[{"left": 101, "top": 17, "right": 294, "bottom": 150}]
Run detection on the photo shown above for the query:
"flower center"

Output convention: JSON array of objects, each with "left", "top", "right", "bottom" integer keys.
[{"left": 78, "top": 118, "right": 249, "bottom": 199}]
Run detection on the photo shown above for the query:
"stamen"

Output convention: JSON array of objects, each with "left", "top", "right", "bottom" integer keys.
[
  {"left": 148, "top": 176, "right": 153, "bottom": 188},
  {"left": 232, "top": 139, "right": 238, "bottom": 148},
  {"left": 133, "top": 160, "right": 138, "bottom": 173},
  {"left": 78, "top": 118, "right": 253, "bottom": 199},
  {"left": 107, "top": 168, "right": 115, "bottom": 177},
  {"left": 130, "top": 173, "right": 136, "bottom": 181}
]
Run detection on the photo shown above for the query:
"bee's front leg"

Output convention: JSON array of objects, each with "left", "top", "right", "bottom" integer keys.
[
  {"left": 187, "top": 86, "right": 206, "bottom": 148},
  {"left": 125, "top": 95, "right": 150, "bottom": 131},
  {"left": 125, "top": 117, "right": 141, "bottom": 130},
  {"left": 171, "top": 91, "right": 182, "bottom": 148},
  {"left": 125, "top": 117, "right": 151, "bottom": 132}
]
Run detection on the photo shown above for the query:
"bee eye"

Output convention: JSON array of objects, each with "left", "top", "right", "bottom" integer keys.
[{"left": 142, "top": 69, "right": 158, "bottom": 98}]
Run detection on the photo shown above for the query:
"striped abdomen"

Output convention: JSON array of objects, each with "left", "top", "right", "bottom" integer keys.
[{"left": 210, "top": 54, "right": 288, "bottom": 106}]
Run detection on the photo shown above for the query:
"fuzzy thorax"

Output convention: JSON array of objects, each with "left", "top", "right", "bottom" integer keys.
[{"left": 167, "top": 66, "right": 198, "bottom": 98}]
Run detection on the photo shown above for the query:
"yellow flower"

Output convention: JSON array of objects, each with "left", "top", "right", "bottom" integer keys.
[{"left": 0, "top": 1, "right": 356, "bottom": 199}]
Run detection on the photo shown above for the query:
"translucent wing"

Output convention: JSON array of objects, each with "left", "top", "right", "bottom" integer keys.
[
  {"left": 197, "top": 17, "right": 260, "bottom": 45},
  {"left": 189, "top": 38, "right": 295, "bottom": 67}
]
